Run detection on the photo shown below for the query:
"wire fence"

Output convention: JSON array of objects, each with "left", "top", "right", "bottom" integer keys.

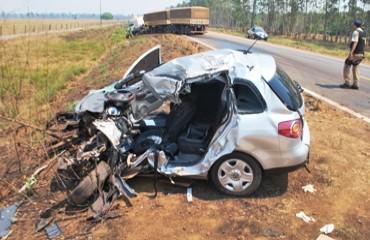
[{"left": 0, "top": 20, "right": 125, "bottom": 37}]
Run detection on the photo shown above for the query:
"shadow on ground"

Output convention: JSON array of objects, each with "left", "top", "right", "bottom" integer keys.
[
  {"left": 315, "top": 83, "right": 341, "bottom": 89},
  {"left": 126, "top": 172, "right": 288, "bottom": 201}
]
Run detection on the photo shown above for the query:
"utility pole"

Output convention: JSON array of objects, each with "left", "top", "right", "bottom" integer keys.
[{"left": 99, "top": 0, "right": 102, "bottom": 26}]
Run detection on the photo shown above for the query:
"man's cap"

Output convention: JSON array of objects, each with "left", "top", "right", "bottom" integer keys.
[{"left": 354, "top": 19, "right": 361, "bottom": 27}]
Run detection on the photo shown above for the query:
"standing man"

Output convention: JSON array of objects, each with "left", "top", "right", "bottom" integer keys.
[{"left": 340, "top": 19, "right": 366, "bottom": 90}]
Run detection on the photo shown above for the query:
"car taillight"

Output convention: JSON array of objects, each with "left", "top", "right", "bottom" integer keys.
[{"left": 278, "top": 119, "right": 302, "bottom": 138}]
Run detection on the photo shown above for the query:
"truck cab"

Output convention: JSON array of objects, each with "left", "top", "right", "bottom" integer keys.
[{"left": 128, "top": 16, "right": 144, "bottom": 36}]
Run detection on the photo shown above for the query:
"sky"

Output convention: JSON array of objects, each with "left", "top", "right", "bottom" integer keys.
[{"left": 1, "top": 0, "right": 186, "bottom": 15}]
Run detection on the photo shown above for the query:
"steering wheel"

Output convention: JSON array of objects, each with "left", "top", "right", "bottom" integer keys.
[{"left": 105, "top": 90, "right": 135, "bottom": 103}]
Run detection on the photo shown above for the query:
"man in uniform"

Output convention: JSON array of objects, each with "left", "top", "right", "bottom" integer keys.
[{"left": 340, "top": 19, "right": 366, "bottom": 90}]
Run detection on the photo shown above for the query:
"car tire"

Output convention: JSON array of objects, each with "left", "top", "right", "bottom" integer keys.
[
  {"left": 132, "top": 129, "right": 164, "bottom": 154},
  {"left": 69, "top": 161, "right": 111, "bottom": 205},
  {"left": 210, "top": 153, "right": 262, "bottom": 196}
]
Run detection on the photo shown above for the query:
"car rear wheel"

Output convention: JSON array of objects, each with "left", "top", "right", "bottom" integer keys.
[{"left": 210, "top": 153, "right": 262, "bottom": 196}]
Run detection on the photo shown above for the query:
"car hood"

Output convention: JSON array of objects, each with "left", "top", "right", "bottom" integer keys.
[
  {"left": 142, "top": 49, "right": 275, "bottom": 103},
  {"left": 256, "top": 31, "right": 268, "bottom": 38}
]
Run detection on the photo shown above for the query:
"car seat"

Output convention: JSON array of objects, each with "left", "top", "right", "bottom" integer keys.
[
  {"left": 177, "top": 79, "right": 226, "bottom": 155},
  {"left": 132, "top": 91, "right": 199, "bottom": 155}
]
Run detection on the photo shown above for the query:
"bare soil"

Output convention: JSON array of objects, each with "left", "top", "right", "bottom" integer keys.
[{"left": 0, "top": 34, "right": 369, "bottom": 240}]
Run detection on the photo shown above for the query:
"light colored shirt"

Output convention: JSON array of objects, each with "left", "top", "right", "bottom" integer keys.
[{"left": 351, "top": 27, "right": 363, "bottom": 42}]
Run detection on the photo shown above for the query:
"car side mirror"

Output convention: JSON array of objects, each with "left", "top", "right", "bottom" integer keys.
[{"left": 294, "top": 81, "right": 304, "bottom": 93}]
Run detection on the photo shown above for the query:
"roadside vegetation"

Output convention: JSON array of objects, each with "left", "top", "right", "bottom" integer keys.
[
  {"left": 0, "top": 27, "right": 369, "bottom": 240},
  {"left": 0, "top": 26, "right": 125, "bottom": 122},
  {"left": 0, "top": 26, "right": 205, "bottom": 173},
  {"left": 211, "top": 27, "right": 370, "bottom": 63},
  {"left": 0, "top": 19, "right": 121, "bottom": 35},
  {"left": 179, "top": 0, "right": 370, "bottom": 64},
  {"left": 178, "top": 0, "right": 370, "bottom": 44}
]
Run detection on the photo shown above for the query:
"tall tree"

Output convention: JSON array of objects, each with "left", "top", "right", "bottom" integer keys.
[{"left": 251, "top": 0, "right": 258, "bottom": 27}]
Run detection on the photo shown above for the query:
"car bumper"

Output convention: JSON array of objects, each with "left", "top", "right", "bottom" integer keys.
[
  {"left": 255, "top": 35, "right": 268, "bottom": 40},
  {"left": 264, "top": 146, "right": 309, "bottom": 175},
  {"left": 264, "top": 120, "right": 310, "bottom": 174}
]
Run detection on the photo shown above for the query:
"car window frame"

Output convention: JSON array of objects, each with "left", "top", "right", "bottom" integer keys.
[
  {"left": 232, "top": 79, "right": 267, "bottom": 114},
  {"left": 264, "top": 65, "right": 303, "bottom": 111}
]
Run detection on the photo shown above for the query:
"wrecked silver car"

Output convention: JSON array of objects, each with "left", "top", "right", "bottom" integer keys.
[{"left": 66, "top": 45, "right": 310, "bottom": 208}]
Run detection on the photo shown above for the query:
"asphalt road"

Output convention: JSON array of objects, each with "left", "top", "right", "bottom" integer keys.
[{"left": 190, "top": 31, "right": 370, "bottom": 120}]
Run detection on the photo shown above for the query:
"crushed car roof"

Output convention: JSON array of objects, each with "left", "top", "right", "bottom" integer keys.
[{"left": 143, "top": 49, "right": 276, "bottom": 100}]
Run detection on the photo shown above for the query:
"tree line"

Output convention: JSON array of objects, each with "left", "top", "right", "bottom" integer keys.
[
  {"left": 2, "top": 12, "right": 126, "bottom": 20},
  {"left": 176, "top": 0, "right": 370, "bottom": 37}
]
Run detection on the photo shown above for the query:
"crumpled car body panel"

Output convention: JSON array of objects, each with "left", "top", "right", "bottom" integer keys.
[{"left": 71, "top": 45, "right": 310, "bottom": 199}]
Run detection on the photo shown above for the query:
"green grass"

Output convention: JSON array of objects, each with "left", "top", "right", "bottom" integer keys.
[
  {"left": 34, "top": 65, "right": 86, "bottom": 104},
  {"left": 0, "top": 25, "right": 127, "bottom": 121},
  {"left": 66, "top": 100, "right": 79, "bottom": 111},
  {"left": 63, "top": 65, "right": 87, "bottom": 79},
  {"left": 111, "top": 27, "right": 126, "bottom": 43}
]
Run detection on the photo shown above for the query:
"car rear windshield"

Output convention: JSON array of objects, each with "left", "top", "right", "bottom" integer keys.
[{"left": 266, "top": 66, "right": 303, "bottom": 111}]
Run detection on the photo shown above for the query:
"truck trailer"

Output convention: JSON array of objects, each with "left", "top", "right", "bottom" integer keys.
[{"left": 143, "top": 6, "right": 209, "bottom": 35}]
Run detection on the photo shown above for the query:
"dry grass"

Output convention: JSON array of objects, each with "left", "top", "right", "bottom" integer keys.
[
  {"left": 0, "top": 30, "right": 369, "bottom": 240},
  {"left": 0, "top": 19, "right": 123, "bottom": 35},
  {"left": 0, "top": 25, "right": 125, "bottom": 122}
]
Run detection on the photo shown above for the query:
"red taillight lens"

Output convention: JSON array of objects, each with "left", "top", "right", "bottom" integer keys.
[{"left": 278, "top": 119, "right": 303, "bottom": 138}]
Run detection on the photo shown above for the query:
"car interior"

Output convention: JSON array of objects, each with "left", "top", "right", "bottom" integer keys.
[{"left": 133, "top": 75, "right": 227, "bottom": 164}]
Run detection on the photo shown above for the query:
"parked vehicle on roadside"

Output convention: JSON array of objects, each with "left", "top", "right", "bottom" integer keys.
[
  {"left": 61, "top": 44, "right": 310, "bottom": 215},
  {"left": 246, "top": 26, "right": 269, "bottom": 40}
]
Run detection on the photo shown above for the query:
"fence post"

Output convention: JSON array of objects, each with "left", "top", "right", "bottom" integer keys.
[
  {"left": 13, "top": 25, "right": 16, "bottom": 34},
  {"left": 0, "top": 26, "right": 2, "bottom": 37}
]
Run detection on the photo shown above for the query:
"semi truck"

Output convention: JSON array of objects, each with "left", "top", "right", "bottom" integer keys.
[
  {"left": 144, "top": 6, "right": 209, "bottom": 35},
  {"left": 126, "top": 6, "right": 209, "bottom": 37},
  {"left": 127, "top": 16, "right": 145, "bottom": 36}
]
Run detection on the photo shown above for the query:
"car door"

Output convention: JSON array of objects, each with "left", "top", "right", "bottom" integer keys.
[
  {"left": 123, "top": 45, "right": 162, "bottom": 80},
  {"left": 76, "top": 45, "right": 162, "bottom": 115},
  {"left": 231, "top": 79, "right": 281, "bottom": 169}
]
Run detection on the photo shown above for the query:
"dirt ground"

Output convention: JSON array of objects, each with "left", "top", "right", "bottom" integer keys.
[{"left": 0, "top": 34, "right": 369, "bottom": 240}]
